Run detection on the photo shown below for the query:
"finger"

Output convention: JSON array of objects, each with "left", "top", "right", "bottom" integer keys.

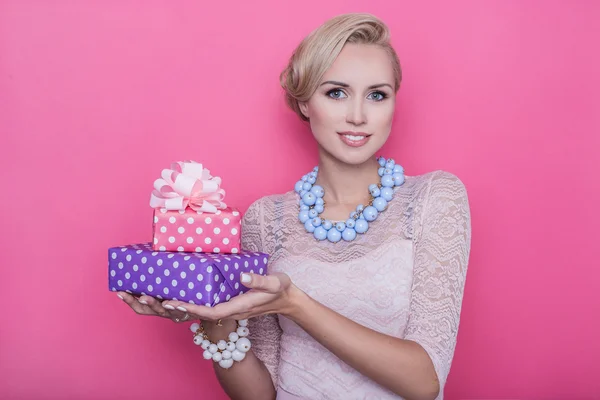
[
  {"left": 139, "top": 295, "right": 172, "bottom": 318},
  {"left": 241, "top": 273, "right": 283, "bottom": 293},
  {"left": 162, "top": 298, "right": 244, "bottom": 321},
  {"left": 118, "top": 292, "right": 154, "bottom": 315}
]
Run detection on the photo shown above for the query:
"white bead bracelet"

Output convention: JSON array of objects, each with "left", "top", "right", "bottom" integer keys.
[{"left": 190, "top": 319, "right": 251, "bottom": 369}]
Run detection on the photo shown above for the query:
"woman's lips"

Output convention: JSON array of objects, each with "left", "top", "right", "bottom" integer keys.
[{"left": 338, "top": 132, "right": 371, "bottom": 147}]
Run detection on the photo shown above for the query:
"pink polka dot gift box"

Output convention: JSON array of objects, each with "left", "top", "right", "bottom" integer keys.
[
  {"left": 149, "top": 161, "right": 241, "bottom": 254},
  {"left": 108, "top": 243, "right": 269, "bottom": 306}
]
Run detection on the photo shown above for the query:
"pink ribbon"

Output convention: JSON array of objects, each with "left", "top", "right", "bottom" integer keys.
[{"left": 149, "top": 161, "right": 227, "bottom": 213}]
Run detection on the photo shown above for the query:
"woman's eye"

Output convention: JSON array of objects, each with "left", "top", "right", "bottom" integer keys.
[
  {"left": 327, "top": 89, "right": 346, "bottom": 99},
  {"left": 369, "top": 91, "right": 387, "bottom": 101}
]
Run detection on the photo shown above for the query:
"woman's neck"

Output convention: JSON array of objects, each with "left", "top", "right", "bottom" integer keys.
[{"left": 315, "top": 152, "right": 380, "bottom": 207}]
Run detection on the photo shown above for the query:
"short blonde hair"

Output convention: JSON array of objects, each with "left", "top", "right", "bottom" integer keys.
[{"left": 280, "top": 13, "right": 402, "bottom": 121}]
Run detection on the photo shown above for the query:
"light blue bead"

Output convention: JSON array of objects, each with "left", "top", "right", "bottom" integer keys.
[
  {"left": 310, "top": 185, "right": 325, "bottom": 198},
  {"left": 322, "top": 220, "right": 333, "bottom": 230},
  {"left": 378, "top": 157, "right": 387, "bottom": 167},
  {"left": 308, "top": 209, "right": 318, "bottom": 219},
  {"left": 384, "top": 168, "right": 392, "bottom": 175},
  {"left": 378, "top": 167, "right": 385, "bottom": 177},
  {"left": 381, "top": 175, "right": 394, "bottom": 187},
  {"left": 381, "top": 186, "right": 394, "bottom": 201},
  {"left": 302, "top": 192, "right": 316, "bottom": 206},
  {"left": 315, "top": 205, "right": 324, "bottom": 213},
  {"left": 298, "top": 210, "right": 310, "bottom": 223},
  {"left": 313, "top": 166, "right": 319, "bottom": 172},
  {"left": 300, "top": 190, "right": 308, "bottom": 197},
  {"left": 304, "top": 219, "right": 315, "bottom": 233},
  {"left": 393, "top": 173, "right": 405, "bottom": 186},
  {"left": 312, "top": 217, "right": 322, "bottom": 227},
  {"left": 350, "top": 211, "right": 357, "bottom": 219},
  {"left": 302, "top": 175, "right": 308, "bottom": 182},
  {"left": 373, "top": 197, "right": 388, "bottom": 212},
  {"left": 308, "top": 176, "right": 316, "bottom": 184},
  {"left": 313, "top": 226, "right": 327, "bottom": 241},
  {"left": 393, "top": 164, "right": 404, "bottom": 174},
  {"left": 385, "top": 160, "right": 395, "bottom": 169},
  {"left": 356, "top": 204, "right": 364, "bottom": 213},
  {"left": 302, "top": 182, "right": 312, "bottom": 191},
  {"left": 345, "top": 219, "right": 355, "bottom": 229},
  {"left": 355, "top": 219, "right": 369, "bottom": 233},
  {"left": 327, "top": 228, "right": 342, "bottom": 243},
  {"left": 294, "top": 181, "right": 304, "bottom": 193},
  {"left": 342, "top": 228, "right": 357, "bottom": 241},
  {"left": 315, "top": 197, "right": 324, "bottom": 206},
  {"left": 300, "top": 204, "right": 309, "bottom": 211},
  {"left": 335, "top": 222, "right": 346, "bottom": 232},
  {"left": 369, "top": 185, "right": 381, "bottom": 197},
  {"left": 363, "top": 205, "right": 378, "bottom": 222}
]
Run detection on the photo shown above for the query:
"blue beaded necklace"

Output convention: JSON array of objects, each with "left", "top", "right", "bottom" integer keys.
[{"left": 294, "top": 157, "right": 405, "bottom": 243}]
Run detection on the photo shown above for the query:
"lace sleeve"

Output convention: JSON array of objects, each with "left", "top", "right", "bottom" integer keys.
[
  {"left": 242, "top": 198, "right": 283, "bottom": 388},
  {"left": 403, "top": 171, "right": 472, "bottom": 398}
]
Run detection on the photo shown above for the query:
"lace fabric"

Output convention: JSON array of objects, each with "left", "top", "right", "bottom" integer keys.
[{"left": 243, "top": 170, "right": 472, "bottom": 399}]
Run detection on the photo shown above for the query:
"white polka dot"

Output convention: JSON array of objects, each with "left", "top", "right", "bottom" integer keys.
[
  {"left": 178, "top": 227, "right": 185, "bottom": 234},
  {"left": 195, "top": 247, "right": 202, "bottom": 252},
  {"left": 118, "top": 262, "right": 124, "bottom": 269},
  {"left": 234, "top": 282, "right": 239, "bottom": 289},
  {"left": 189, "top": 263, "right": 196, "bottom": 271},
  {"left": 197, "top": 274, "right": 204, "bottom": 282},
  {"left": 132, "top": 282, "right": 138, "bottom": 289},
  {"left": 214, "top": 227, "right": 221, "bottom": 235},
  {"left": 111, "top": 252, "right": 117, "bottom": 260},
  {"left": 177, "top": 246, "right": 184, "bottom": 251},
  {"left": 147, "top": 284, "right": 154, "bottom": 291},
  {"left": 214, "top": 275, "right": 219, "bottom": 282},
  {"left": 140, "top": 275, "right": 146, "bottom": 282},
  {"left": 205, "top": 302, "right": 211, "bottom": 307},
  {"left": 187, "top": 237, "right": 194, "bottom": 244},
  {"left": 120, "top": 248, "right": 127, "bottom": 252},
  {"left": 259, "top": 268, "right": 264, "bottom": 274},
  {"left": 223, "top": 238, "right": 230, "bottom": 245},
  {"left": 141, "top": 257, "right": 147, "bottom": 264},
  {"left": 223, "top": 218, "right": 230, "bottom": 225},
  {"left": 187, "top": 217, "right": 194, "bottom": 224},
  {"left": 171, "top": 279, "right": 178, "bottom": 287},
  {"left": 254, "top": 259, "right": 259, "bottom": 266},
  {"left": 234, "top": 263, "right": 239, "bottom": 270},
  {"left": 196, "top": 292, "right": 203, "bottom": 300},
  {"left": 232, "top": 248, "right": 239, "bottom": 253},
  {"left": 188, "top": 282, "right": 194, "bottom": 289},
  {"left": 224, "top": 264, "right": 229, "bottom": 272},
  {"left": 171, "top": 261, "right": 178, "bottom": 268},
  {"left": 229, "top": 273, "right": 234, "bottom": 280},
  {"left": 156, "top": 277, "right": 161, "bottom": 284},
  {"left": 153, "top": 237, "right": 158, "bottom": 244},
  {"left": 232, "top": 211, "right": 240, "bottom": 216},
  {"left": 214, "top": 296, "right": 220, "bottom": 304},
  {"left": 148, "top": 267, "right": 154, "bottom": 274},
  {"left": 263, "top": 257, "right": 267, "bottom": 264},
  {"left": 154, "top": 216, "right": 158, "bottom": 223},
  {"left": 163, "top": 287, "right": 169, "bottom": 295},
  {"left": 196, "top": 210, "right": 203, "bottom": 215},
  {"left": 205, "top": 284, "right": 212, "bottom": 291},
  {"left": 160, "top": 208, "right": 167, "bottom": 213},
  {"left": 160, "top": 226, "right": 167, "bottom": 233},
  {"left": 216, "top": 210, "right": 222, "bottom": 215},
  {"left": 164, "top": 269, "right": 170, "bottom": 276},
  {"left": 244, "top": 261, "right": 249, "bottom": 268},
  {"left": 196, "top": 227, "right": 203, "bottom": 234},
  {"left": 150, "top": 251, "right": 157, "bottom": 256},
  {"left": 118, "top": 280, "right": 123, "bottom": 286},
  {"left": 110, "top": 270, "right": 116, "bottom": 277},
  {"left": 125, "top": 272, "right": 131, "bottom": 279},
  {"left": 207, "top": 266, "right": 213, "bottom": 273},
  {"left": 226, "top": 294, "right": 231, "bottom": 301},
  {"left": 169, "top": 216, "right": 176, "bottom": 224},
  {"left": 159, "top": 246, "right": 166, "bottom": 251},
  {"left": 205, "top": 237, "right": 212, "bottom": 244},
  {"left": 205, "top": 217, "right": 212, "bottom": 224},
  {"left": 180, "top": 271, "right": 187, "bottom": 279},
  {"left": 231, "top": 228, "right": 238, "bottom": 235},
  {"left": 184, "top": 256, "right": 191, "bottom": 261},
  {"left": 168, "top": 236, "right": 175, "bottom": 243},
  {"left": 179, "top": 290, "right": 185, "bottom": 297},
  {"left": 200, "top": 258, "right": 207, "bottom": 262},
  {"left": 250, "top": 269, "right": 254, "bottom": 274},
  {"left": 213, "top": 247, "right": 220, "bottom": 253},
  {"left": 168, "top": 254, "right": 175, "bottom": 259},
  {"left": 179, "top": 210, "right": 185, "bottom": 215},
  {"left": 157, "top": 259, "right": 163, "bottom": 266},
  {"left": 126, "top": 255, "right": 132, "bottom": 262},
  {"left": 220, "top": 285, "right": 226, "bottom": 292}
]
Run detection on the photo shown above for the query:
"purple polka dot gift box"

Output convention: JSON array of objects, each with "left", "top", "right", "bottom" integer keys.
[{"left": 108, "top": 243, "right": 269, "bottom": 306}]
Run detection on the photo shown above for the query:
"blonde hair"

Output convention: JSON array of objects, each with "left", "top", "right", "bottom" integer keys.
[{"left": 280, "top": 13, "right": 402, "bottom": 121}]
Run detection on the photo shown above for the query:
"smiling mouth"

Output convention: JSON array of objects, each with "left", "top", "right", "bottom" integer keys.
[{"left": 337, "top": 132, "right": 372, "bottom": 147}]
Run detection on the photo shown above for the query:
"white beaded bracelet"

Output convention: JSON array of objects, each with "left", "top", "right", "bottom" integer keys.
[{"left": 190, "top": 319, "right": 251, "bottom": 369}]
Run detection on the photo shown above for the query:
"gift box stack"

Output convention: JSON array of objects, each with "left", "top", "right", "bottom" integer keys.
[{"left": 108, "top": 161, "right": 268, "bottom": 306}]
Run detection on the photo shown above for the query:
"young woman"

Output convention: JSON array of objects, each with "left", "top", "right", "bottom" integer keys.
[{"left": 119, "top": 13, "right": 471, "bottom": 400}]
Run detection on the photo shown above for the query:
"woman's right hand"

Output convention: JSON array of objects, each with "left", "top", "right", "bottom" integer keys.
[{"left": 116, "top": 291, "right": 191, "bottom": 324}]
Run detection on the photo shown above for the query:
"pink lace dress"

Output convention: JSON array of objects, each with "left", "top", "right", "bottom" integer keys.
[{"left": 242, "top": 171, "right": 471, "bottom": 400}]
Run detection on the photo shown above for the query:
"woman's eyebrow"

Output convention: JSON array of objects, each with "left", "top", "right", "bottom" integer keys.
[{"left": 319, "top": 80, "right": 393, "bottom": 90}]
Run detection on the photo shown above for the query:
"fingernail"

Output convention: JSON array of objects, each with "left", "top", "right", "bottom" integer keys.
[
  {"left": 138, "top": 299, "right": 148, "bottom": 305},
  {"left": 176, "top": 306, "right": 187, "bottom": 312},
  {"left": 241, "top": 273, "right": 251, "bottom": 283},
  {"left": 164, "top": 304, "right": 175, "bottom": 310},
  {"left": 117, "top": 294, "right": 124, "bottom": 300}
]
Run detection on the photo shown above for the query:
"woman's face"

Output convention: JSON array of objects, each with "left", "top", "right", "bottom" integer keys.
[{"left": 300, "top": 43, "right": 397, "bottom": 166}]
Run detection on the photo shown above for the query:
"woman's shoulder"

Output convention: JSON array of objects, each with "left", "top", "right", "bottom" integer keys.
[{"left": 405, "top": 170, "right": 468, "bottom": 198}]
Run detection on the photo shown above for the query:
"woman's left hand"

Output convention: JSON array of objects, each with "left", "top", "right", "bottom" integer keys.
[{"left": 161, "top": 272, "right": 298, "bottom": 322}]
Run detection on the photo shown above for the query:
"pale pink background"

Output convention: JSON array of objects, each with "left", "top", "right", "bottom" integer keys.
[{"left": 1, "top": 1, "right": 599, "bottom": 399}]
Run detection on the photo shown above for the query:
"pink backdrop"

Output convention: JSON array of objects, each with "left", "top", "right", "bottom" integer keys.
[{"left": 1, "top": 1, "right": 599, "bottom": 399}]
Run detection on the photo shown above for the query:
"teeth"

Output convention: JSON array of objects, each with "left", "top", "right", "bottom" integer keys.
[{"left": 344, "top": 135, "right": 365, "bottom": 141}]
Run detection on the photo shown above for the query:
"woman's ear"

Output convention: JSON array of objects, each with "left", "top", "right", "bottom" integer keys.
[{"left": 299, "top": 102, "right": 309, "bottom": 119}]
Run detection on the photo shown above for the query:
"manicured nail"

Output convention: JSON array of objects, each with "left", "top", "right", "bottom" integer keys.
[
  {"left": 164, "top": 304, "right": 175, "bottom": 310},
  {"left": 241, "top": 273, "right": 251, "bottom": 283},
  {"left": 117, "top": 294, "right": 124, "bottom": 300},
  {"left": 176, "top": 306, "right": 187, "bottom": 312},
  {"left": 138, "top": 299, "right": 148, "bottom": 305}
]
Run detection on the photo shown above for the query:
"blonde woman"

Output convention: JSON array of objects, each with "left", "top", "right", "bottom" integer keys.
[{"left": 119, "top": 12, "right": 471, "bottom": 400}]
